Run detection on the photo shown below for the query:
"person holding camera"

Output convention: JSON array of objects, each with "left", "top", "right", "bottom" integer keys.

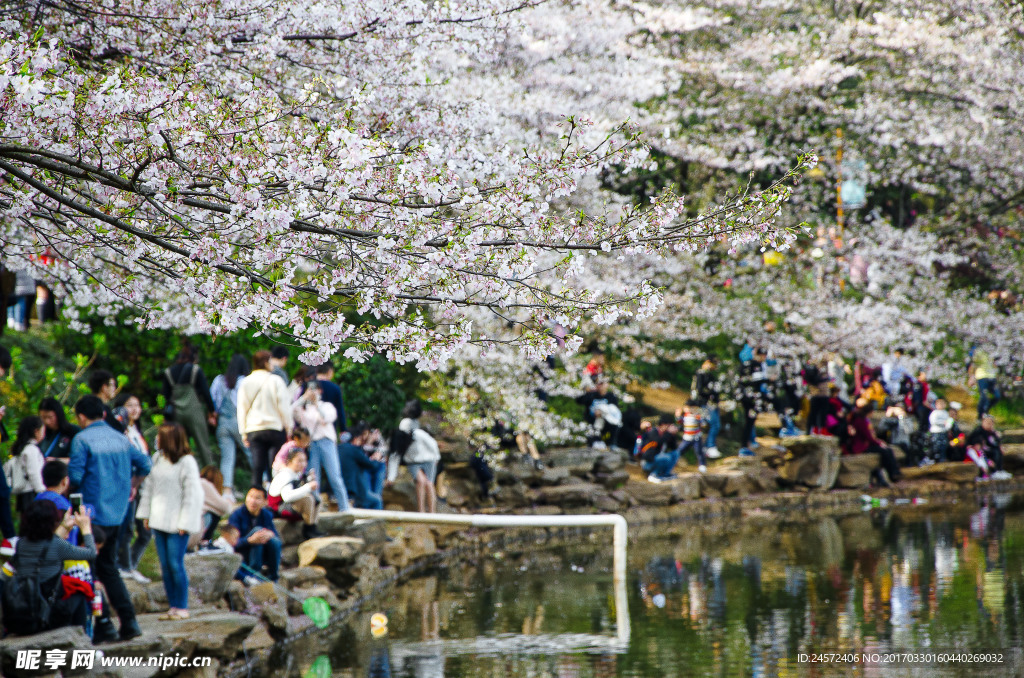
[
  {"left": 293, "top": 380, "right": 350, "bottom": 511},
  {"left": 268, "top": 447, "right": 324, "bottom": 539}
]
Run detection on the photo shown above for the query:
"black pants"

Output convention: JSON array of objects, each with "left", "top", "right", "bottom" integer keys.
[
  {"left": 0, "top": 469, "right": 14, "bottom": 539},
  {"left": 247, "top": 429, "right": 287, "bottom": 489},
  {"left": 869, "top": 444, "right": 901, "bottom": 481},
  {"left": 806, "top": 396, "right": 831, "bottom": 434},
  {"left": 95, "top": 522, "right": 137, "bottom": 628},
  {"left": 49, "top": 591, "right": 91, "bottom": 632}
]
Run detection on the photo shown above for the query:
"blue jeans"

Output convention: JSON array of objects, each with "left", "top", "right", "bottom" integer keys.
[
  {"left": 217, "top": 411, "right": 250, "bottom": 490},
  {"left": 240, "top": 536, "right": 282, "bottom": 582},
  {"left": 678, "top": 438, "right": 705, "bottom": 466},
  {"left": 704, "top": 407, "right": 720, "bottom": 449},
  {"left": 6, "top": 296, "right": 28, "bottom": 329},
  {"left": 644, "top": 449, "right": 680, "bottom": 479},
  {"left": 977, "top": 379, "right": 1001, "bottom": 417},
  {"left": 153, "top": 530, "right": 190, "bottom": 609},
  {"left": 308, "top": 438, "right": 350, "bottom": 510},
  {"left": 363, "top": 463, "right": 386, "bottom": 502}
]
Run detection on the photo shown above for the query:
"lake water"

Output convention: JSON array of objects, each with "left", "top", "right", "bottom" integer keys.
[{"left": 277, "top": 494, "right": 1024, "bottom": 677}]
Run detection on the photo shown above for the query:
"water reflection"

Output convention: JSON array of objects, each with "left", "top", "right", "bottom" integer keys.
[{"left": 277, "top": 494, "right": 1024, "bottom": 677}]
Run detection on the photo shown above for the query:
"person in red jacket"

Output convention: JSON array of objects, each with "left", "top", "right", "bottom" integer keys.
[{"left": 844, "top": 398, "right": 902, "bottom": 486}]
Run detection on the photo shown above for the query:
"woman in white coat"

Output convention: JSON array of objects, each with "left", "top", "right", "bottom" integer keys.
[
  {"left": 137, "top": 423, "right": 203, "bottom": 620},
  {"left": 388, "top": 400, "right": 440, "bottom": 513}
]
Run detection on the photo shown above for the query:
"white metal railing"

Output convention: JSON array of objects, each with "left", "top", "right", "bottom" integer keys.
[{"left": 342, "top": 508, "right": 631, "bottom": 644}]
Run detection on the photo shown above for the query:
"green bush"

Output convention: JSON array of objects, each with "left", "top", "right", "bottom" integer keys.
[{"left": 335, "top": 356, "right": 407, "bottom": 430}]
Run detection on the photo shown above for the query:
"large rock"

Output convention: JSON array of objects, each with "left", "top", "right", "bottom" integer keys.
[
  {"left": 279, "top": 566, "right": 328, "bottom": 590},
  {"left": 382, "top": 540, "right": 410, "bottom": 568},
  {"left": 836, "top": 453, "right": 879, "bottom": 488},
  {"left": 703, "top": 469, "right": 758, "bottom": 497},
  {"left": 287, "top": 584, "right": 342, "bottom": 616},
  {"left": 382, "top": 472, "right": 418, "bottom": 511},
  {"left": 185, "top": 552, "right": 243, "bottom": 604},
  {"left": 901, "top": 462, "right": 978, "bottom": 483},
  {"left": 537, "top": 466, "right": 571, "bottom": 486},
  {"left": 596, "top": 469, "right": 630, "bottom": 490},
  {"left": 1001, "top": 444, "right": 1024, "bottom": 472},
  {"left": 137, "top": 610, "right": 259, "bottom": 660},
  {"left": 593, "top": 451, "right": 627, "bottom": 473},
  {"left": 403, "top": 524, "right": 438, "bottom": 561},
  {"left": 536, "top": 482, "right": 606, "bottom": 507},
  {"left": 297, "top": 536, "right": 365, "bottom": 569},
  {"left": 622, "top": 480, "right": 675, "bottom": 506},
  {"left": 659, "top": 473, "right": 699, "bottom": 501},
  {"left": 437, "top": 473, "right": 479, "bottom": 507},
  {"left": 317, "top": 511, "right": 356, "bottom": 534},
  {"left": 493, "top": 483, "right": 531, "bottom": 508},
  {"left": 273, "top": 518, "right": 304, "bottom": 545},
  {"left": 0, "top": 626, "right": 93, "bottom": 676},
  {"left": 777, "top": 436, "right": 841, "bottom": 489}
]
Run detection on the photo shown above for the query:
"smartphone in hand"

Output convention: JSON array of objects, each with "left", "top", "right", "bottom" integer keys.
[{"left": 70, "top": 493, "right": 83, "bottom": 513}]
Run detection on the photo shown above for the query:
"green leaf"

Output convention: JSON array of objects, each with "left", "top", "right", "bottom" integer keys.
[{"left": 304, "top": 655, "right": 332, "bottom": 678}]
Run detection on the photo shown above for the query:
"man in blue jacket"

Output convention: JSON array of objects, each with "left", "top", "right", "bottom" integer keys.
[{"left": 69, "top": 395, "right": 151, "bottom": 641}]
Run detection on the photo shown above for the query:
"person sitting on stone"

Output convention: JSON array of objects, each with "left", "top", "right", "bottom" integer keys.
[
  {"left": 878, "top": 402, "right": 919, "bottom": 465},
  {"left": 966, "top": 414, "right": 1010, "bottom": 481},
  {"left": 224, "top": 487, "right": 281, "bottom": 584},
  {"left": 339, "top": 422, "right": 386, "bottom": 510},
  {"left": 268, "top": 447, "right": 324, "bottom": 539}
]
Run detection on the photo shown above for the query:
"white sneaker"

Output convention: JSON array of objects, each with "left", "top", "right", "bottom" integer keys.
[
  {"left": 705, "top": 447, "right": 721, "bottom": 459},
  {"left": 591, "top": 441, "right": 608, "bottom": 450},
  {"left": 212, "top": 536, "right": 234, "bottom": 552},
  {"left": 647, "top": 474, "right": 663, "bottom": 484},
  {"left": 992, "top": 470, "right": 1012, "bottom": 481},
  {"left": 698, "top": 465, "right": 707, "bottom": 473},
  {"left": 243, "top": 576, "right": 262, "bottom": 587},
  {"left": 129, "top": 570, "right": 151, "bottom": 584}
]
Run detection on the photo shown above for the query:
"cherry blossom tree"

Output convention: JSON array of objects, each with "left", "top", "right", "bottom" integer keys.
[{"left": 0, "top": 0, "right": 809, "bottom": 368}]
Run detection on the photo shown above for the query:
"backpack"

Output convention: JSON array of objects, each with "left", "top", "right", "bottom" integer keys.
[
  {"left": 2, "top": 540, "right": 62, "bottom": 635},
  {"left": 389, "top": 428, "right": 414, "bottom": 465},
  {"left": 3, "top": 453, "right": 31, "bottom": 494},
  {"left": 164, "top": 364, "right": 201, "bottom": 421}
]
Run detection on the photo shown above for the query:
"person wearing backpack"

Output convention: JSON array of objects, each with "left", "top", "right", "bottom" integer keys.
[
  {"left": 1, "top": 499, "right": 96, "bottom": 636},
  {"left": 4, "top": 416, "right": 47, "bottom": 515},
  {"left": 163, "top": 345, "right": 217, "bottom": 467}
]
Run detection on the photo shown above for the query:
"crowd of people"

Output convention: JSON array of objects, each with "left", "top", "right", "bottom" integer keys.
[
  {"left": 609, "top": 344, "right": 1012, "bottom": 486},
  {"left": 0, "top": 343, "right": 443, "bottom": 641}
]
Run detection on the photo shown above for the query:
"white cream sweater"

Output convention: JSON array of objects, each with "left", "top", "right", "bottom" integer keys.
[{"left": 137, "top": 453, "right": 204, "bottom": 534}]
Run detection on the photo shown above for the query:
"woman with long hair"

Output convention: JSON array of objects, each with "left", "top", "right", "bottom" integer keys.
[
  {"left": 210, "top": 353, "right": 252, "bottom": 498},
  {"left": 6, "top": 416, "right": 47, "bottom": 513},
  {"left": 111, "top": 393, "right": 152, "bottom": 584},
  {"left": 136, "top": 423, "right": 203, "bottom": 620},
  {"left": 193, "top": 465, "right": 234, "bottom": 550},
  {"left": 38, "top": 397, "right": 80, "bottom": 461}
]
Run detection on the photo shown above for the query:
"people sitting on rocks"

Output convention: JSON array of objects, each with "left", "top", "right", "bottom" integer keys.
[
  {"left": 272, "top": 425, "right": 312, "bottom": 477},
  {"left": 878, "top": 403, "right": 919, "bottom": 464},
  {"left": 492, "top": 416, "right": 544, "bottom": 469},
  {"left": 136, "top": 422, "right": 204, "bottom": 621},
  {"left": 389, "top": 400, "right": 441, "bottom": 513},
  {"left": 843, "top": 398, "right": 902, "bottom": 487},
  {"left": 224, "top": 487, "right": 281, "bottom": 584},
  {"left": 1, "top": 499, "right": 95, "bottom": 635},
  {"left": 340, "top": 422, "right": 386, "bottom": 510},
  {"left": 641, "top": 414, "right": 680, "bottom": 483},
  {"left": 927, "top": 399, "right": 953, "bottom": 463},
  {"left": 194, "top": 465, "right": 235, "bottom": 551},
  {"left": 691, "top": 358, "right": 722, "bottom": 458},
  {"left": 268, "top": 446, "right": 324, "bottom": 539},
  {"left": 966, "top": 414, "right": 1011, "bottom": 481}
]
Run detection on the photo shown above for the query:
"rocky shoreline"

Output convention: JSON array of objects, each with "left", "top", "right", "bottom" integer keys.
[{"left": 4, "top": 433, "right": 1024, "bottom": 677}]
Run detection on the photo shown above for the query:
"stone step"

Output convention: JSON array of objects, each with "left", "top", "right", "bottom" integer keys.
[{"left": 1001, "top": 429, "right": 1024, "bottom": 445}]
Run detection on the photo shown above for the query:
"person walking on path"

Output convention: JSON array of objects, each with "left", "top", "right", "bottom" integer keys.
[
  {"left": 68, "top": 395, "right": 151, "bottom": 641},
  {"left": 210, "top": 353, "right": 252, "bottom": 497},
  {"left": 163, "top": 345, "right": 217, "bottom": 467},
  {"left": 237, "top": 350, "right": 293, "bottom": 489},
  {"left": 293, "top": 381, "right": 350, "bottom": 511},
  {"left": 968, "top": 347, "right": 1001, "bottom": 418},
  {"left": 136, "top": 423, "right": 203, "bottom": 620}
]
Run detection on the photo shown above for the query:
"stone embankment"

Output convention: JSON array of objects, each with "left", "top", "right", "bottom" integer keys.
[{"left": 4, "top": 432, "right": 1024, "bottom": 677}]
